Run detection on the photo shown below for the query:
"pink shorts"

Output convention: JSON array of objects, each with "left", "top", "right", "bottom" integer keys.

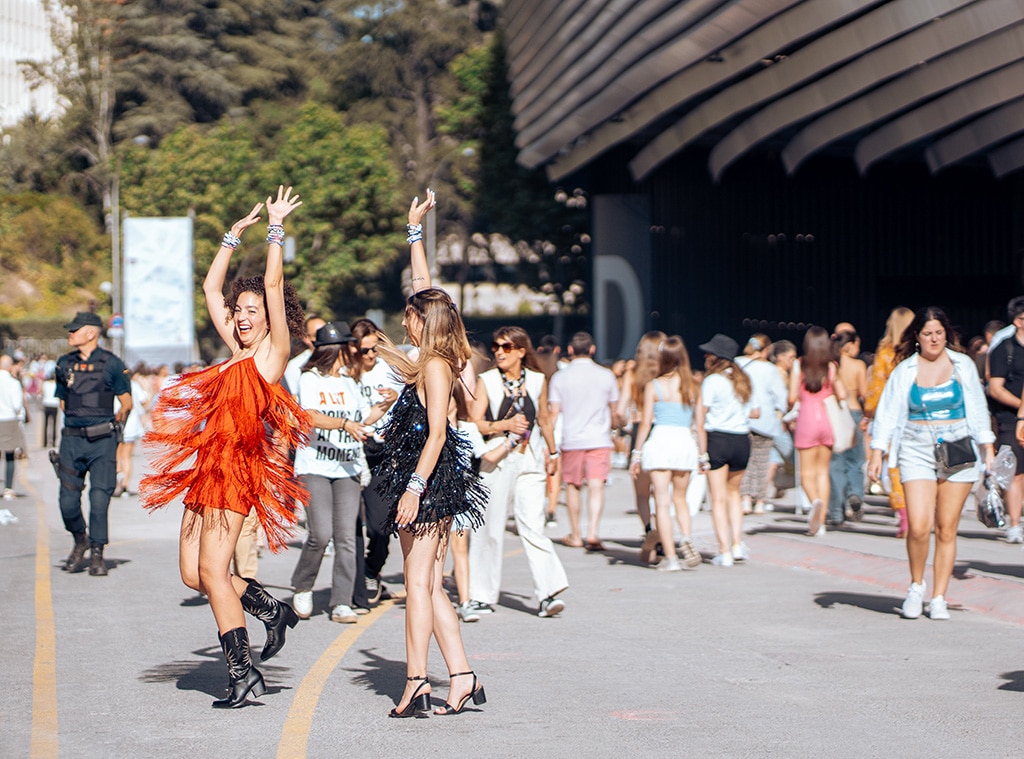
[{"left": 562, "top": 448, "right": 611, "bottom": 487}]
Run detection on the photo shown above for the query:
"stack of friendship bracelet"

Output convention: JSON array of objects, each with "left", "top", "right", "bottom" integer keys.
[
  {"left": 406, "top": 472, "right": 427, "bottom": 497},
  {"left": 221, "top": 231, "right": 242, "bottom": 249},
  {"left": 267, "top": 223, "right": 285, "bottom": 245},
  {"left": 406, "top": 224, "right": 423, "bottom": 245}
]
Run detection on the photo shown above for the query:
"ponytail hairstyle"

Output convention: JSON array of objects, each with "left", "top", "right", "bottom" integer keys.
[
  {"left": 705, "top": 356, "right": 752, "bottom": 403},
  {"left": 657, "top": 336, "right": 699, "bottom": 406},
  {"left": 743, "top": 333, "right": 770, "bottom": 357}
]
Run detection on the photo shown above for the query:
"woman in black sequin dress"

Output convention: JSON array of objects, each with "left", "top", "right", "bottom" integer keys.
[{"left": 376, "top": 190, "right": 488, "bottom": 718}]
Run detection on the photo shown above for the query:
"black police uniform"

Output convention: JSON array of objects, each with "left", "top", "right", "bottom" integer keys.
[{"left": 54, "top": 345, "right": 130, "bottom": 548}]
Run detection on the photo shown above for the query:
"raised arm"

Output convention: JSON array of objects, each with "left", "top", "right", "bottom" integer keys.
[
  {"left": 205, "top": 202, "right": 263, "bottom": 348},
  {"left": 407, "top": 190, "right": 436, "bottom": 293},
  {"left": 258, "top": 185, "right": 302, "bottom": 383}
]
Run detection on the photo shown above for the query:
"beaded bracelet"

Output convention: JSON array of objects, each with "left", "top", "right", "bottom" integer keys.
[
  {"left": 222, "top": 232, "right": 241, "bottom": 249},
  {"left": 266, "top": 224, "right": 285, "bottom": 245},
  {"left": 406, "top": 223, "right": 423, "bottom": 245},
  {"left": 406, "top": 472, "right": 427, "bottom": 497}
]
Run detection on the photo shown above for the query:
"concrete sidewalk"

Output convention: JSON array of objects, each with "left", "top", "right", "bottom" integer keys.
[{"left": 3, "top": 432, "right": 1024, "bottom": 758}]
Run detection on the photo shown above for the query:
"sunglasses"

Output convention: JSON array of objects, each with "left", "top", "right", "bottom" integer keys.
[
  {"left": 491, "top": 341, "right": 519, "bottom": 354},
  {"left": 359, "top": 346, "right": 378, "bottom": 356}
]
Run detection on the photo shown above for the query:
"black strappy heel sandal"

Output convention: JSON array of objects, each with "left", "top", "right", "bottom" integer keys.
[
  {"left": 389, "top": 676, "right": 431, "bottom": 718},
  {"left": 434, "top": 671, "right": 486, "bottom": 715}
]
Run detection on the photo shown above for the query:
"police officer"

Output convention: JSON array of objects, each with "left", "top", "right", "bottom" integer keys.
[{"left": 54, "top": 312, "right": 132, "bottom": 576}]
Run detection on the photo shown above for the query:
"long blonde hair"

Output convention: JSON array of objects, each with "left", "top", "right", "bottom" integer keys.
[
  {"left": 378, "top": 287, "right": 471, "bottom": 388},
  {"left": 878, "top": 307, "right": 914, "bottom": 352},
  {"left": 631, "top": 330, "right": 667, "bottom": 407}
]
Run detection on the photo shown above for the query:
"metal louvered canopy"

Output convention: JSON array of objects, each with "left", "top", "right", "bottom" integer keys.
[{"left": 504, "top": 0, "right": 1024, "bottom": 181}]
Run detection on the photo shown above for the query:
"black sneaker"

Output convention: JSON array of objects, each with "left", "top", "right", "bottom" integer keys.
[
  {"left": 538, "top": 596, "right": 565, "bottom": 618},
  {"left": 466, "top": 600, "right": 494, "bottom": 615},
  {"left": 365, "top": 575, "right": 383, "bottom": 604},
  {"left": 848, "top": 497, "right": 863, "bottom": 521}
]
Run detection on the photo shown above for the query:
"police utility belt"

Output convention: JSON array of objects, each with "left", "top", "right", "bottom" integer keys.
[{"left": 63, "top": 422, "right": 118, "bottom": 441}]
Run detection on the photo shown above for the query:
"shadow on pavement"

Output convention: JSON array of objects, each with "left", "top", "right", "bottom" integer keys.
[
  {"left": 814, "top": 591, "right": 900, "bottom": 616},
  {"left": 347, "top": 647, "right": 413, "bottom": 703},
  {"left": 139, "top": 644, "right": 293, "bottom": 699},
  {"left": 997, "top": 671, "right": 1024, "bottom": 692},
  {"left": 956, "top": 559, "right": 1024, "bottom": 581}
]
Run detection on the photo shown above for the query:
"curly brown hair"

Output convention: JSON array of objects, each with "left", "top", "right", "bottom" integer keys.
[{"left": 223, "top": 276, "right": 305, "bottom": 340}]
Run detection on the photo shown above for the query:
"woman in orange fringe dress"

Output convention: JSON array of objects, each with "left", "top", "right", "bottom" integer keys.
[
  {"left": 863, "top": 307, "right": 915, "bottom": 538},
  {"left": 141, "top": 186, "right": 311, "bottom": 708}
]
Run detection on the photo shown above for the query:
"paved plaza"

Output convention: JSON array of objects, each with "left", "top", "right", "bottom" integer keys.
[{"left": 3, "top": 423, "right": 1023, "bottom": 758}]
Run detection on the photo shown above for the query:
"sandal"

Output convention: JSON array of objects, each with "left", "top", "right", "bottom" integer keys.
[
  {"left": 584, "top": 539, "right": 606, "bottom": 552},
  {"left": 562, "top": 535, "right": 583, "bottom": 548}
]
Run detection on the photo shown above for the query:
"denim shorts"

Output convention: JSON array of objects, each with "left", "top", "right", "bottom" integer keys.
[{"left": 898, "top": 420, "right": 979, "bottom": 484}]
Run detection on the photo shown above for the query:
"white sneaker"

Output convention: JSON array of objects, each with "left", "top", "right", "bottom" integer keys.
[
  {"left": 1005, "top": 525, "right": 1023, "bottom": 544},
  {"left": 901, "top": 582, "right": 926, "bottom": 619},
  {"left": 2, "top": 488, "right": 13, "bottom": 501},
  {"left": 657, "top": 556, "right": 682, "bottom": 572},
  {"left": 330, "top": 604, "right": 358, "bottom": 624},
  {"left": 292, "top": 590, "right": 313, "bottom": 619},
  {"left": 711, "top": 552, "right": 734, "bottom": 567},
  {"left": 928, "top": 595, "right": 950, "bottom": 620},
  {"left": 324, "top": 539, "right": 335, "bottom": 556},
  {"left": 731, "top": 542, "right": 750, "bottom": 562},
  {"left": 456, "top": 602, "right": 480, "bottom": 623}
]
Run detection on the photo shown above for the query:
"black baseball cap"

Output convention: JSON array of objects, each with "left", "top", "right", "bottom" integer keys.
[{"left": 64, "top": 312, "right": 104, "bottom": 332}]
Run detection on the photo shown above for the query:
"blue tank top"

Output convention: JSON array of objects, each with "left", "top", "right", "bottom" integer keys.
[
  {"left": 652, "top": 378, "right": 693, "bottom": 427},
  {"left": 907, "top": 378, "right": 966, "bottom": 421}
]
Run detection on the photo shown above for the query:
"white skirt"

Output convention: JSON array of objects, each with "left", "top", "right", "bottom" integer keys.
[{"left": 641, "top": 424, "right": 698, "bottom": 472}]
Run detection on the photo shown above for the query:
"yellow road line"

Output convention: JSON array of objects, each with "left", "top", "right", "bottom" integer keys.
[
  {"left": 27, "top": 475, "right": 59, "bottom": 758},
  {"left": 276, "top": 600, "right": 396, "bottom": 759}
]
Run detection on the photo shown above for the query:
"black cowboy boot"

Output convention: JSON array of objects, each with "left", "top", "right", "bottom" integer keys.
[
  {"left": 63, "top": 531, "right": 89, "bottom": 573},
  {"left": 239, "top": 577, "right": 299, "bottom": 661},
  {"left": 88, "top": 543, "right": 108, "bottom": 576},
  {"left": 212, "top": 627, "right": 266, "bottom": 709}
]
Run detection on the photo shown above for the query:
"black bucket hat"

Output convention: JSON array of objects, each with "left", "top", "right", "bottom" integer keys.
[
  {"left": 314, "top": 321, "right": 354, "bottom": 346},
  {"left": 698, "top": 333, "right": 739, "bottom": 361}
]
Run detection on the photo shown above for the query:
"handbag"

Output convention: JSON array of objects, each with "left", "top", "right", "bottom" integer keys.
[
  {"left": 934, "top": 436, "right": 976, "bottom": 476},
  {"left": 823, "top": 395, "right": 857, "bottom": 454}
]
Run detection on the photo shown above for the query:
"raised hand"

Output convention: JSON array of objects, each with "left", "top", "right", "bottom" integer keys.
[
  {"left": 408, "top": 189, "right": 436, "bottom": 227},
  {"left": 229, "top": 202, "right": 264, "bottom": 237},
  {"left": 266, "top": 185, "right": 302, "bottom": 224}
]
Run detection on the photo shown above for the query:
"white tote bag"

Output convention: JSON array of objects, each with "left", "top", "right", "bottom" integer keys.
[{"left": 823, "top": 395, "right": 857, "bottom": 454}]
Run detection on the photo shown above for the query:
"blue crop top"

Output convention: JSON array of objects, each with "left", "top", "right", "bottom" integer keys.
[
  {"left": 653, "top": 379, "right": 693, "bottom": 427},
  {"left": 907, "top": 378, "right": 966, "bottom": 421}
]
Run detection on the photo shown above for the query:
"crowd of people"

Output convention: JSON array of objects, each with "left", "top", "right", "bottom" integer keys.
[{"left": 12, "top": 184, "right": 1024, "bottom": 713}]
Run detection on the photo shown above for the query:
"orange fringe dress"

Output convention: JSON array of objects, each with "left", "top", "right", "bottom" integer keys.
[{"left": 140, "top": 357, "right": 311, "bottom": 551}]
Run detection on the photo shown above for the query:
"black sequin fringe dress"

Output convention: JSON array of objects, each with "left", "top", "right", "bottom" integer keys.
[{"left": 374, "top": 385, "right": 488, "bottom": 536}]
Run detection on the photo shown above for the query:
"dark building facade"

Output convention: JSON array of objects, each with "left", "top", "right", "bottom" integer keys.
[{"left": 504, "top": 0, "right": 1024, "bottom": 358}]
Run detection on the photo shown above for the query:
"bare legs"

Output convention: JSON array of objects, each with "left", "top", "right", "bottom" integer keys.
[
  {"left": 707, "top": 466, "right": 745, "bottom": 554},
  {"left": 394, "top": 528, "right": 478, "bottom": 714},
  {"left": 633, "top": 469, "right": 653, "bottom": 528},
  {"left": 798, "top": 445, "right": 832, "bottom": 532},
  {"left": 903, "top": 479, "right": 973, "bottom": 597},
  {"left": 649, "top": 470, "right": 692, "bottom": 560},
  {"left": 565, "top": 479, "right": 606, "bottom": 545},
  {"left": 179, "top": 508, "right": 248, "bottom": 633}
]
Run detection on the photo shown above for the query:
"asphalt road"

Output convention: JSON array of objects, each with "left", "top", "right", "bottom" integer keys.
[{"left": 3, "top": 429, "right": 1023, "bottom": 758}]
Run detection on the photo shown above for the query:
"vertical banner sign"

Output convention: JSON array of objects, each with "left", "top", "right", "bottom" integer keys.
[
  {"left": 592, "top": 195, "right": 651, "bottom": 362},
  {"left": 122, "top": 218, "right": 196, "bottom": 367}
]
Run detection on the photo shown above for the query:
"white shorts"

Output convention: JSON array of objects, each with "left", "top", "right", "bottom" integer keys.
[
  {"left": 898, "top": 421, "right": 979, "bottom": 484},
  {"left": 641, "top": 424, "right": 697, "bottom": 472}
]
